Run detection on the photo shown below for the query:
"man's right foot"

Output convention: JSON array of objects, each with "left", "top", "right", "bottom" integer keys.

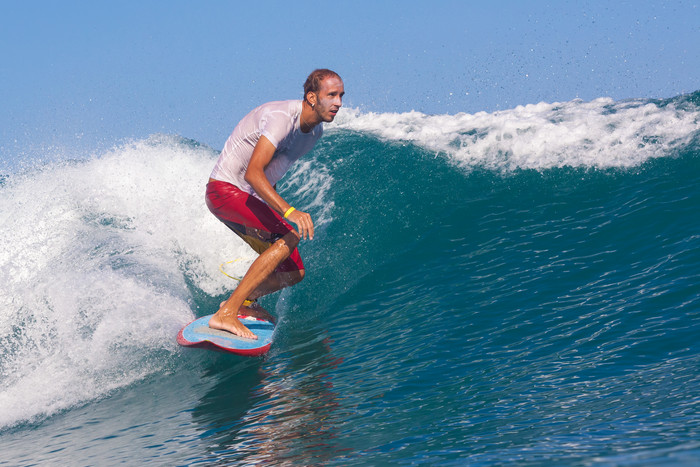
[
  {"left": 241, "top": 301, "right": 276, "bottom": 323},
  {"left": 219, "top": 300, "right": 276, "bottom": 323}
]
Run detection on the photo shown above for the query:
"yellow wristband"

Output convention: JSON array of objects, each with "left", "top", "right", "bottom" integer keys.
[{"left": 283, "top": 207, "right": 296, "bottom": 218}]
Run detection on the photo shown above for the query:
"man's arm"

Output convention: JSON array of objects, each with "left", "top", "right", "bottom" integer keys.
[{"left": 245, "top": 136, "right": 314, "bottom": 240}]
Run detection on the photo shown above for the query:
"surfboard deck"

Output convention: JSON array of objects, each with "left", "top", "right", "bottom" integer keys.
[{"left": 177, "top": 314, "right": 275, "bottom": 356}]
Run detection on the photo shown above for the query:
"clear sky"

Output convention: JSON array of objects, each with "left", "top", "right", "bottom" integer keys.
[{"left": 1, "top": 1, "right": 698, "bottom": 164}]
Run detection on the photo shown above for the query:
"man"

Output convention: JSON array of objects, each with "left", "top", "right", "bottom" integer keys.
[{"left": 205, "top": 69, "right": 344, "bottom": 339}]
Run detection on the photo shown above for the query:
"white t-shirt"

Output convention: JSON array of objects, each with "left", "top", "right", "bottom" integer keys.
[{"left": 210, "top": 100, "right": 322, "bottom": 199}]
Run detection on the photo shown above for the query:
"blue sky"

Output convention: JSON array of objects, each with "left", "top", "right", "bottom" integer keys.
[{"left": 1, "top": 1, "right": 698, "bottom": 164}]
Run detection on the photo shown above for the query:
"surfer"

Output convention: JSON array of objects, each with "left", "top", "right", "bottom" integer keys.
[{"left": 205, "top": 69, "right": 344, "bottom": 339}]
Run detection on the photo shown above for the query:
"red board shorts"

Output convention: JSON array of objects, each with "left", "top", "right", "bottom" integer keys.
[{"left": 205, "top": 180, "right": 304, "bottom": 273}]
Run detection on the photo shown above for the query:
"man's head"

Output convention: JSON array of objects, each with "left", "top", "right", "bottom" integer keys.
[
  {"left": 304, "top": 69, "right": 341, "bottom": 100},
  {"left": 303, "top": 69, "right": 344, "bottom": 122}
]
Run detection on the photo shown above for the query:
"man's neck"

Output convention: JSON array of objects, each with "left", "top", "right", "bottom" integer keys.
[{"left": 300, "top": 101, "right": 320, "bottom": 133}]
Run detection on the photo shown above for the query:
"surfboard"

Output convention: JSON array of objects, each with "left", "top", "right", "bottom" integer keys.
[{"left": 177, "top": 314, "right": 275, "bottom": 356}]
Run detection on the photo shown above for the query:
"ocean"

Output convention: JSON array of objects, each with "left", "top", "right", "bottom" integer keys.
[{"left": 1, "top": 91, "right": 699, "bottom": 465}]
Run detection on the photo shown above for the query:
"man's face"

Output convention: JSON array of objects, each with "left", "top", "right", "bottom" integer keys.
[{"left": 313, "top": 76, "right": 344, "bottom": 122}]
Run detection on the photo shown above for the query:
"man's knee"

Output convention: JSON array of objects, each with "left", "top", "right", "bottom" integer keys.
[
  {"left": 279, "top": 231, "right": 300, "bottom": 253},
  {"left": 286, "top": 269, "right": 305, "bottom": 285},
  {"left": 275, "top": 269, "right": 304, "bottom": 288},
  {"left": 290, "top": 269, "right": 305, "bottom": 287}
]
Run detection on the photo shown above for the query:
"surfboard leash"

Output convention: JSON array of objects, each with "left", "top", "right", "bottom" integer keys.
[{"left": 219, "top": 258, "right": 244, "bottom": 281}]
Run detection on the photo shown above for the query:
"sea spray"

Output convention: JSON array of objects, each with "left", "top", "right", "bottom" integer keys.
[
  {"left": 0, "top": 135, "right": 253, "bottom": 428},
  {"left": 334, "top": 93, "right": 699, "bottom": 170}
]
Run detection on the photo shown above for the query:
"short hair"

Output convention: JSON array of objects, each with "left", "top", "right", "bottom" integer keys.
[{"left": 303, "top": 69, "right": 342, "bottom": 101}]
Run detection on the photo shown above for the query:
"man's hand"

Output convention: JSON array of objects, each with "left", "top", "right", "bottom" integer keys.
[{"left": 287, "top": 209, "right": 314, "bottom": 240}]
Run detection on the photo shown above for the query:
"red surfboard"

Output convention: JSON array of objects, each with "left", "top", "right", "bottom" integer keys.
[{"left": 177, "top": 314, "right": 275, "bottom": 356}]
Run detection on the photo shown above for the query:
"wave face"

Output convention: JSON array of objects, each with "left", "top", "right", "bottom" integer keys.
[{"left": 1, "top": 92, "right": 699, "bottom": 464}]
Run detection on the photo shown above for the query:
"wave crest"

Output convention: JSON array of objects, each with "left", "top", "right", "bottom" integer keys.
[{"left": 334, "top": 92, "right": 700, "bottom": 170}]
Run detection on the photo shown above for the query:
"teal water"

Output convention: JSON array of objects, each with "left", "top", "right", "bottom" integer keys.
[{"left": 1, "top": 92, "right": 699, "bottom": 465}]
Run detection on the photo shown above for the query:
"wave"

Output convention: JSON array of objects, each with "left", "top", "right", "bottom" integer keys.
[
  {"left": 333, "top": 90, "right": 700, "bottom": 170},
  {"left": 1, "top": 91, "right": 698, "bottom": 430},
  {"left": 0, "top": 136, "right": 238, "bottom": 428}
]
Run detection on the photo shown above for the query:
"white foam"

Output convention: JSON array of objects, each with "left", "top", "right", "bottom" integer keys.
[
  {"left": 282, "top": 156, "right": 335, "bottom": 228},
  {"left": 0, "top": 135, "right": 256, "bottom": 428},
  {"left": 333, "top": 97, "right": 699, "bottom": 170}
]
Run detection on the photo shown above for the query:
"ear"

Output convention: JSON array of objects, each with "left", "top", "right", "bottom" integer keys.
[{"left": 306, "top": 91, "right": 317, "bottom": 107}]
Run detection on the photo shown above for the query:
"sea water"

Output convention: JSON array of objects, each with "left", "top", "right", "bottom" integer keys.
[{"left": 1, "top": 92, "right": 699, "bottom": 465}]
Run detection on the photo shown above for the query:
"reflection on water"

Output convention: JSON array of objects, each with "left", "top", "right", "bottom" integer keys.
[{"left": 189, "top": 321, "right": 349, "bottom": 464}]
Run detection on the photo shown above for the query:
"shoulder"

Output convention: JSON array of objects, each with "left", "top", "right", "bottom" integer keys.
[
  {"left": 259, "top": 100, "right": 302, "bottom": 117},
  {"left": 258, "top": 101, "right": 301, "bottom": 129},
  {"left": 259, "top": 100, "right": 302, "bottom": 146}
]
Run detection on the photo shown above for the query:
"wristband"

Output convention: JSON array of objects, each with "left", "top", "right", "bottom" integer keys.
[{"left": 283, "top": 207, "right": 296, "bottom": 219}]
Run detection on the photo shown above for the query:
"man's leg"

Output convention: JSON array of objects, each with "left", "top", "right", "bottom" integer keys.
[
  {"left": 220, "top": 270, "right": 305, "bottom": 322},
  {"left": 209, "top": 231, "right": 301, "bottom": 339},
  {"left": 248, "top": 269, "right": 304, "bottom": 299}
]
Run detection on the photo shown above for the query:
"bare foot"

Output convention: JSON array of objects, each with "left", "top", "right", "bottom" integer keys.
[
  {"left": 219, "top": 300, "right": 276, "bottom": 323},
  {"left": 209, "top": 311, "right": 258, "bottom": 340},
  {"left": 241, "top": 301, "right": 276, "bottom": 324}
]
